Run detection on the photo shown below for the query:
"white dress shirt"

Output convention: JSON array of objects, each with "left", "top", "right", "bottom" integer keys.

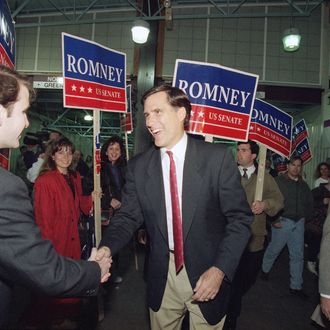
[
  {"left": 161, "top": 133, "right": 187, "bottom": 250},
  {"left": 238, "top": 164, "right": 255, "bottom": 179}
]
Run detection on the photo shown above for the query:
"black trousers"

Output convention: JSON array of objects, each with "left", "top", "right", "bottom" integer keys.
[
  {"left": 226, "top": 249, "right": 264, "bottom": 319},
  {"left": 305, "top": 230, "right": 322, "bottom": 262}
]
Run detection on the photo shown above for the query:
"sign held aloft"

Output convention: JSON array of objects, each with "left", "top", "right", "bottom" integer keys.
[
  {"left": 173, "top": 59, "right": 258, "bottom": 142},
  {"left": 62, "top": 33, "right": 126, "bottom": 112},
  {"left": 249, "top": 99, "right": 293, "bottom": 158},
  {"left": 0, "top": 0, "right": 15, "bottom": 69}
]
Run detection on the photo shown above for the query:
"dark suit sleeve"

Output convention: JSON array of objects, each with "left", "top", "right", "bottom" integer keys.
[
  {"left": 214, "top": 147, "right": 253, "bottom": 280},
  {"left": 0, "top": 170, "right": 100, "bottom": 297},
  {"left": 100, "top": 157, "right": 144, "bottom": 254}
]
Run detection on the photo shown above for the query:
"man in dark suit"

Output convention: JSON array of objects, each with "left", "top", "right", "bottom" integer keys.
[
  {"left": 98, "top": 85, "right": 253, "bottom": 329},
  {"left": 0, "top": 65, "right": 111, "bottom": 327}
]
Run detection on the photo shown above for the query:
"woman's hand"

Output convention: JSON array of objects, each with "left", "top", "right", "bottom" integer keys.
[
  {"left": 110, "top": 198, "right": 121, "bottom": 210},
  {"left": 91, "top": 189, "right": 102, "bottom": 202}
]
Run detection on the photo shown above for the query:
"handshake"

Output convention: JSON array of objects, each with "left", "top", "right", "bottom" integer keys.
[{"left": 88, "top": 246, "right": 112, "bottom": 283}]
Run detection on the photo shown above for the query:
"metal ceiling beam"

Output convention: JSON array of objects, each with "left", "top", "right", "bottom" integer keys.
[
  {"left": 9, "top": 0, "right": 326, "bottom": 28},
  {"left": 11, "top": 0, "right": 32, "bottom": 18}
]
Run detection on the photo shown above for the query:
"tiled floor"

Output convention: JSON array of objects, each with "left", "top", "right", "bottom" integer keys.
[
  {"left": 7, "top": 241, "right": 320, "bottom": 329},
  {"left": 96, "top": 243, "right": 320, "bottom": 330}
]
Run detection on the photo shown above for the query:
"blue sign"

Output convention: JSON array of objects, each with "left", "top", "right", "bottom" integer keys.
[
  {"left": 292, "top": 138, "right": 312, "bottom": 164},
  {"left": 62, "top": 33, "right": 126, "bottom": 112},
  {"left": 173, "top": 59, "right": 258, "bottom": 141},
  {"left": 249, "top": 99, "right": 292, "bottom": 158},
  {"left": 271, "top": 153, "right": 288, "bottom": 173},
  {"left": 0, "top": 0, "right": 15, "bottom": 68},
  {"left": 292, "top": 119, "right": 309, "bottom": 150}
]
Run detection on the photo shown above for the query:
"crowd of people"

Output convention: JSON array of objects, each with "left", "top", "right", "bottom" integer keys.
[{"left": 1, "top": 65, "right": 330, "bottom": 330}]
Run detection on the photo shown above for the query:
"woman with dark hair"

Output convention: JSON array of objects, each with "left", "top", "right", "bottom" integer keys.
[
  {"left": 100, "top": 135, "right": 127, "bottom": 284},
  {"left": 100, "top": 135, "right": 126, "bottom": 225},
  {"left": 32, "top": 137, "right": 94, "bottom": 327},
  {"left": 314, "top": 162, "right": 330, "bottom": 188}
]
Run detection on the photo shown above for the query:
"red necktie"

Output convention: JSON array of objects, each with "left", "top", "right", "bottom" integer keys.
[{"left": 167, "top": 151, "right": 184, "bottom": 273}]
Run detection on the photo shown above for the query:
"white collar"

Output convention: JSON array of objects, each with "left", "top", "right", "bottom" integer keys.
[{"left": 161, "top": 132, "right": 187, "bottom": 162}]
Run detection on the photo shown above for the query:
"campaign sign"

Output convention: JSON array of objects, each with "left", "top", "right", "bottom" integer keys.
[
  {"left": 173, "top": 59, "right": 258, "bottom": 141},
  {"left": 121, "top": 85, "right": 133, "bottom": 133},
  {"left": 249, "top": 99, "right": 292, "bottom": 158},
  {"left": 292, "top": 119, "right": 309, "bottom": 151},
  {"left": 95, "top": 133, "right": 101, "bottom": 174},
  {"left": 292, "top": 138, "right": 312, "bottom": 164},
  {"left": 62, "top": 33, "right": 126, "bottom": 112},
  {"left": 0, "top": 148, "right": 9, "bottom": 170},
  {"left": 272, "top": 153, "right": 288, "bottom": 173},
  {"left": 0, "top": 0, "right": 15, "bottom": 68}
]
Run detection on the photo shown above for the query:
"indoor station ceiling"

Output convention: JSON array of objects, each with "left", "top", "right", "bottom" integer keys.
[
  {"left": 8, "top": 0, "right": 326, "bottom": 28},
  {"left": 6, "top": 0, "right": 326, "bottom": 140}
]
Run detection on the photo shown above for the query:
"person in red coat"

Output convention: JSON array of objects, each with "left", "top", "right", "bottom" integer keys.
[{"left": 32, "top": 137, "right": 94, "bottom": 327}]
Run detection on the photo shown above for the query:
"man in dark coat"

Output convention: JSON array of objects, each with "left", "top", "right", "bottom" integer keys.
[
  {"left": 0, "top": 65, "right": 111, "bottom": 327},
  {"left": 97, "top": 85, "right": 253, "bottom": 329}
]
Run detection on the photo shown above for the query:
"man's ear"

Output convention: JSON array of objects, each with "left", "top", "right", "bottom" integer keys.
[
  {"left": 178, "top": 106, "right": 187, "bottom": 123},
  {"left": 0, "top": 105, "right": 8, "bottom": 126}
]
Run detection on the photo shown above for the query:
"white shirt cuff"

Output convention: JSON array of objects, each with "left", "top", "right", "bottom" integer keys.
[{"left": 320, "top": 293, "right": 330, "bottom": 298}]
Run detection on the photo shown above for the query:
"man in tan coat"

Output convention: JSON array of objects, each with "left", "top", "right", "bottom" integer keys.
[{"left": 224, "top": 140, "right": 284, "bottom": 330}]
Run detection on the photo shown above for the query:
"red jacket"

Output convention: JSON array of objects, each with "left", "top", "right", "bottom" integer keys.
[{"left": 34, "top": 170, "right": 92, "bottom": 260}]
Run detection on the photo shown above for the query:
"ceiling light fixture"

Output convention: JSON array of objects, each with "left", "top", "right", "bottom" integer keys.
[
  {"left": 84, "top": 114, "right": 93, "bottom": 121},
  {"left": 282, "top": 28, "right": 301, "bottom": 52},
  {"left": 131, "top": 19, "right": 150, "bottom": 44}
]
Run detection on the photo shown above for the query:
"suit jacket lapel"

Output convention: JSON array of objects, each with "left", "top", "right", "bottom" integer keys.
[
  {"left": 145, "top": 148, "right": 168, "bottom": 244},
  {"left": 182, "top": 138, "right": 203, "bottom": 242}
]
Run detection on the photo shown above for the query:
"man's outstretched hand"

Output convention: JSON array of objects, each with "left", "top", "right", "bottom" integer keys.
[{"left": 88, "top": 247, "right": 112, "bottom": 283}]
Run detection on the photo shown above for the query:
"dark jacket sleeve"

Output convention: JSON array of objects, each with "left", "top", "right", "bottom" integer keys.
[{"left": 0, "top": 169, "right": 100, "bottom": 297}]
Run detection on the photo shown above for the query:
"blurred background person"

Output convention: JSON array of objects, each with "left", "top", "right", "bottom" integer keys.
[
  {"left": 72, "top": 149, "right": 89, "bottom": 181},
  {"left": 31, "top": 137, "right": 96, "bottom": 328},
  {"left": 265, "top": 157, "right": 278, "bottom": 177},
  {"left": 314, "top": 162, "right": 330, "bottom": 188},
  {"left": 26, "top": 130, "right": 62, "bottom": 184},
  {"left": 100, "top": 135, "right": 127, "bottom": 284},
  {"left": 261, "top": 156, "right": 313, "bottom": 299}
]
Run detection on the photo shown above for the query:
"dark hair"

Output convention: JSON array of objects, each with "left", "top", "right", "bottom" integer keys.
[
  {"left": 289, "top": 155, "right": 303, "bottom": 165},
  {"left": 237, "top": 140, "right": 259, "bottom": 157},
  {"left": 141, "top": 84, "right": 191, "bottom": 128},
  {"left": 0, "top": 65, "right": 36, "bottom": 115},
  {"left": 315, "top": 162, "right": 330, "bottom": 178},
  {"left": 101, "top": 135, "right": 126, "bottom": 166},
  {"left": 40, "top": 137, "right": 75, "bottom": 175}
]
